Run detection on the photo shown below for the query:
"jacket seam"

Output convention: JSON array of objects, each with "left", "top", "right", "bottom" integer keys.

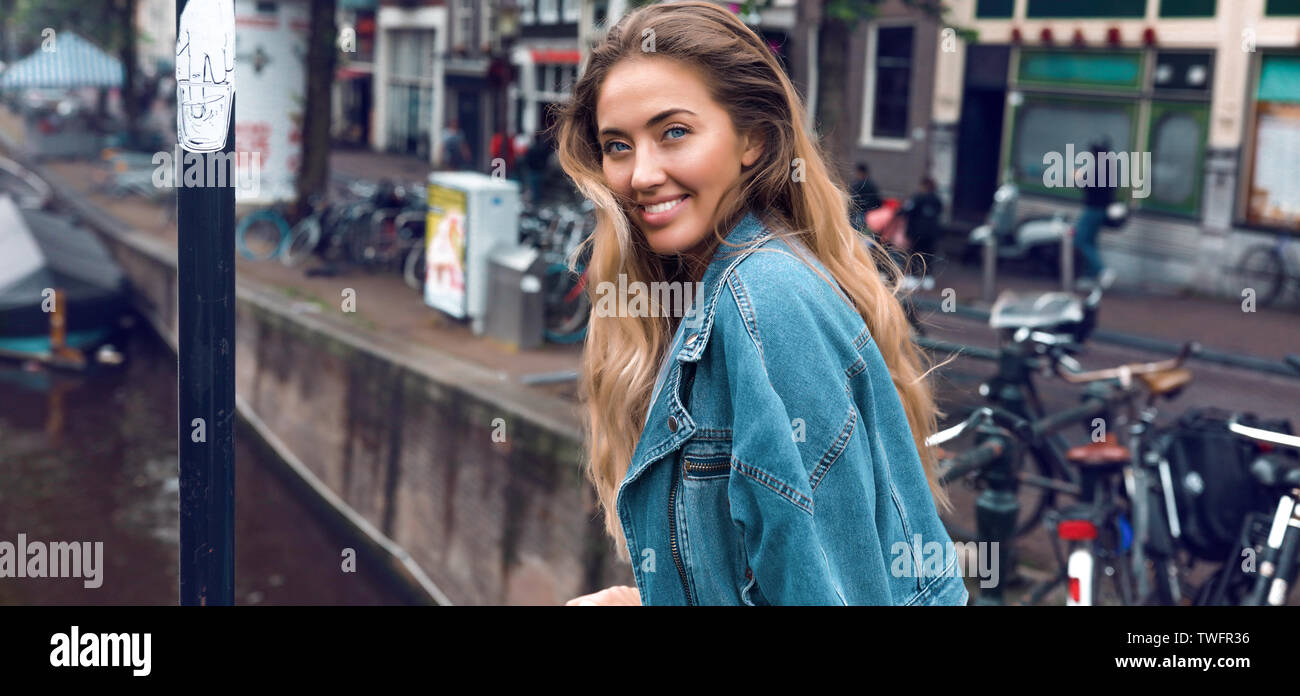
[
  {"left": 904, "top": 554, "right": 961, "bottom": 606},
  {"left": 809, "top": 405, "right": 857, "bottom": 493},
  {"left": 731, "top": 456, "right": 814, "bottom": 515},
  {"left": 726, "top": 273, "right": 766, "bottom": 370}
]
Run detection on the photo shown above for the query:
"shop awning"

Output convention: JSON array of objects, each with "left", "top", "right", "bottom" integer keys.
[
  {"left": 0, "top": 31, "right": 123, "bottom": 91},
  {"left": 530, "top": 49, "right": 581, "bottom": 65}
]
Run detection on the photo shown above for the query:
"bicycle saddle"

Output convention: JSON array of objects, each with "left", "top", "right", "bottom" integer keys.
[
  {"left": 1136, "top": 368, "right": 1192, "bottom": 398},
  {"left": 1066, "top": 433, "right": 1131, "bottom": 468},
  {"left": 989, "top": 291, "right": 1084, "bottom": 332}
]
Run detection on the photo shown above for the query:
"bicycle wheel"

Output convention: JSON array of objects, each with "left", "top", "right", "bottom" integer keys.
[
  {"left": 281, "top": 216, "right": 322, "bottom": 267},
  {"left": 543, "top": 263, "right": 591, "bottom": 344},
  {"left": 236, "top": 211, "right": 289, "bottom": 261},
  {"left": 1233, "top": 245, "right": 1285, "bottom": 307},
  {"left": 939, "top": 437, "right": 1060, "bottom": 542},
  {"left": 403, "top": 242, "right": 427, "bottom": 291}
]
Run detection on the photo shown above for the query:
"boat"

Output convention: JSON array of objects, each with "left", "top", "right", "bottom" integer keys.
[{"left": 0, "top": 195, "right": 129, "bottom": 366}]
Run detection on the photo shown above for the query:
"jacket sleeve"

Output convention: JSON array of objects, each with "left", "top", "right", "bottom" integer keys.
[{"left": 716, "top": 271, "right": 888, "bottom": 606}]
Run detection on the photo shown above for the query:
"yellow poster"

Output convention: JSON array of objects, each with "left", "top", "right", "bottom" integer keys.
[{"left": 424, "top": 184, "right": 467, "bottom": 317}]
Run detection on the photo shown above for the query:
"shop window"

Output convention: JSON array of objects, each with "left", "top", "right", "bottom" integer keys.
[
  {"left": 1009, "top": 96, "right": 1136, "bottom": 197},
  {"left": 1145, "top": 103, "right": 1208, "bottom": 216}
]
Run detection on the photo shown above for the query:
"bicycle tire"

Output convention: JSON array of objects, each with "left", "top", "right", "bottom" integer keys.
[
  {"left": 281, "top": 216, "right": 322, "bottom": 267},
  {"left": 1234, "top": 245, "right": 1284, "bottom": 307},
  {"left": 403, "top": 243, "right": 426, "bottom": 291},
  {"left": 236, "top": 210, "right": 290, "bottom": 261},
  {"left": 543, "top": 262, "right": 590, "bottom": 344},
  {"left": 939, "top": 432, "right": 1059, "bottom": 542}
]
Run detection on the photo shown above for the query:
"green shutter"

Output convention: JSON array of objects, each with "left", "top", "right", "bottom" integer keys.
[
  {"left": 1160, "top": 0, "right": 1216, "bottom": 17},
  {"left": 1027, "top": 0, "right": 1146, "bottom": 18},
  {"left": 976, "top": 0, "right": 1015, "bottom": 18},
  {"left": 1258, "top": 56, "right": 1300, "bottom": 103}
]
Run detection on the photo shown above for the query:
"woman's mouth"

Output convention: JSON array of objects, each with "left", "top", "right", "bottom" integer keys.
[{"left": 638, "top": 194, "right": 690, "bottom": 226}]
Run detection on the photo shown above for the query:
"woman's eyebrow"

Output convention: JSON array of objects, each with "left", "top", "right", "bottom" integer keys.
[{"left": 598, "top": 108, "right": 696, "bottom": 139}]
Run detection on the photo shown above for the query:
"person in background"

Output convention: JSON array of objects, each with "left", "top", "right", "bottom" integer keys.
[
  {"left": 523, "top": 132, "right": 552, "bottom": 205},
  {"left": 1073, "top": 140, "right": 1117, "bottom": 289},
  {"left": 441, "top": 119, "right": 472, "bottom": 170},
  {"left": 490, "top": 129, "right": 517, "bottom": 180},
  {"left": 900, "top": 177, "right": 943, "bottom": 264},
  {"left": 849, "top": 162, "right": 882, "bottom": 231}
]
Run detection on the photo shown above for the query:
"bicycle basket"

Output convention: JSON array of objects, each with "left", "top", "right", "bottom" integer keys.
[{"left": 1152, "top": 408, "right": 1292, "bottom": 562}]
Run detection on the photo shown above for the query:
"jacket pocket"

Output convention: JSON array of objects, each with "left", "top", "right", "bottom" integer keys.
[{"left": 677, "top": 436, "right": 750, "bottom": 604}]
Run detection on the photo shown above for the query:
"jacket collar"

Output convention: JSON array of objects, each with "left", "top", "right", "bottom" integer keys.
[{"left": 618, "top": 209, "right": 775, "bottom": 493}]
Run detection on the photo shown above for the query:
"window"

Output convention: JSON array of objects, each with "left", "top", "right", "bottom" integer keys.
[
  {"left": 1010, "top": 96, "right": 1136, "bottom": 196},
  {"left": 976, "top": 0, "right": 1014, "bottom": 18},
  {"left": 867, "top": 26, "right": 913, "bottom": 141},
  {"left": 457, "top": 0, "right": 474, "bottom": 48},
  {"left": 1160, "top": 0, "right": 1216, "bottom": 17},
  {"left": 1018, "top": 49, "right": 1143, "bottom": 92},
  {"left": 1246, "top": 55, "right": 1300, "bottom": 228},
  {"left": 1146, "top": 103, "right": 1207, "bottom": 215},
  {"left": 562, "top": 0, "right": 581, "bottom": 23},
  {"left": 521, "top": 0, "right": 535, "bottom": 25},
  {"left": 1026, "top": 0, "right": 1146, "bottom": 18},
  {"left": 539, "top": 0, "right": 559, "bottom": 24},
  {"left": 1266, "top": 0, "right": 1300, "bottom": 15}
]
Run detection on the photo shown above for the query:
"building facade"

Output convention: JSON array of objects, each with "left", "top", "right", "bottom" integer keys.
[{"left": 933, "top": 0, "right": 1300, "bottom": 297}]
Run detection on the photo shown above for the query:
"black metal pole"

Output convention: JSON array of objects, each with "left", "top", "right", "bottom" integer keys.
[{"left": 176, "top": 0, "right": 236, "bottom": 606}]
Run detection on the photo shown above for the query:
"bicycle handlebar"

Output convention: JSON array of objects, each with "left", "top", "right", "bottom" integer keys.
[
  {"left": 1052, "top": 340, "right": 1199, "bottom": 386},
  {"left": 1228, "top": 416, "right": 1300, "bottom": 450},
  {"left": 939, "top": 438, "right": 1006, "bottom": 485}
]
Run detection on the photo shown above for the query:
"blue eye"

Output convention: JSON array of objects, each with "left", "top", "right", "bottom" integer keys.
[
  {"left": 666, "top": 126, "right": 688, "bottom": 139},
  {"left": 603, "top": 141, "right": 629, "bottom": 154}
]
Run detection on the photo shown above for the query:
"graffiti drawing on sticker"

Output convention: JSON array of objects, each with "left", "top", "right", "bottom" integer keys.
[{"left": 176, "top": 0, "right": 235, "bottom": 152}]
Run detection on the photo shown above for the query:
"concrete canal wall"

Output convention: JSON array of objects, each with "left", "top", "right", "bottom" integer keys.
[{"left": 33, "top": 166, "right": 631, "bottom": 606}]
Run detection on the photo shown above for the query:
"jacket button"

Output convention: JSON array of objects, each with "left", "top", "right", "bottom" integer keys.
[
  {"left": 667, "top": 416, "right": 679, "bottom": 432},
  {"left": 684, "top": 334, "right": 698, "bottom": 347}
]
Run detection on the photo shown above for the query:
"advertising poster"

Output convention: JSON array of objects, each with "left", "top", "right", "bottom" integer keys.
[
  {"left": 233, "top": 0, "right": 308, "bottom": 203},
  {"left": 424, "top": 184, "right": 468, "bottom": 317}
]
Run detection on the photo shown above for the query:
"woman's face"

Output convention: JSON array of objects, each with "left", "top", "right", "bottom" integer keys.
[{"left": 596, "top": 57, "right": 763, "bottom": 258}]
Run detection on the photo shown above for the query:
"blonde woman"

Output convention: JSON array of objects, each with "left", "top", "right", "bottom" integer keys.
[{"left": 556, "top": 0, "right": 968, "bottom": 606}]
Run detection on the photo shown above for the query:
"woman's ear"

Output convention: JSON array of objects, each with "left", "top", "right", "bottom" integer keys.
[{"left": 740, "top": 128, "right": 764, "bottom": 169}]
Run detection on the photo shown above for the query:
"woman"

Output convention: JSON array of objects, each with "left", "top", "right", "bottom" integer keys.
[{"left": 555, "top": 1, "right": 967, "bottom": 606}]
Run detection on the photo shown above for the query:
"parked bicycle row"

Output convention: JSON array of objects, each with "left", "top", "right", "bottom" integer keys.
[
  {"left": 925, "top": 284, "right": 1300, "bottom": 606},
  {"left": 234, "top": 178, "right": 599, "bottom": 344}
]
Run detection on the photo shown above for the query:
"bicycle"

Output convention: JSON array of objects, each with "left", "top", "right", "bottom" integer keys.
[
  {"left": 236, "top": 201, "right": 293, "bottom": 261},
  {"left": 1046, "top": 341, "right": 1199, "bottom": 606},
  {"left": 936, "top": 287, "right": 1104, "bottom": 542},
  {"left": 1189, "top": 417, "right": 1300, "bottom": 606},
  {"left": 1231, "top": 233, "right": 1299, "bottom": 308},
  {"left": 523, "top": 199, "right": 595, "bottom": 344}
]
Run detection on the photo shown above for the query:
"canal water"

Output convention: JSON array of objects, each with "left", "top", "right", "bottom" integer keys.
[{"left": 0, "top": 319, "right": 425, "bottom": 605}]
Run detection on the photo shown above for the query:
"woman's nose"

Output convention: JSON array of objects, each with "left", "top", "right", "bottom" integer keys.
[{"left": 630, "top": 150, "right": 667, "bottom": 191}]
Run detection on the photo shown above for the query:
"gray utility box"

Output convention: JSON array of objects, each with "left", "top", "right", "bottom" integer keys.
[{"left": 486, "top": 244, "right": 547, "bottom": 350}]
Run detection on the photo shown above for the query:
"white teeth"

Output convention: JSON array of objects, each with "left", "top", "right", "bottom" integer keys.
[{"left": 643, "top": 195, "right": 686, "bottom": 214}]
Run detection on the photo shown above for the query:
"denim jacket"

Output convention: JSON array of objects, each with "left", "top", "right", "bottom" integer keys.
[{"left": 615, "top": 210, "right": 969, "bottom": 606}]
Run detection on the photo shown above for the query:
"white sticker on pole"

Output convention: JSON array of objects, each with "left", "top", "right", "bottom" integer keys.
[{"left": 176, "top": 0, "right": 235, "bottom": 153}]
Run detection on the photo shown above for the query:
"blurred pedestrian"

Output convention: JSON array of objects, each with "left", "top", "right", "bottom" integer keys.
[
  {"left": 523, "top": 133, "right": 551, "bottom": 205},
  {"left": 901, "top": 177, "right": 943, "bottom": 262},
  {"left": 849, "top": 162, "right": 882, "bottom": 231},
  {"left": 1073, "top": 140, "right": 1117, "bottom": 289},
  {"left": 441, "top": 119, "right": 472, "bottom": 170}
]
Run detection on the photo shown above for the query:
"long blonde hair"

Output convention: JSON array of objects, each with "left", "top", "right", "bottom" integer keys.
[{"left": 550, "top": 0, "right": 950, "bottom": 562}]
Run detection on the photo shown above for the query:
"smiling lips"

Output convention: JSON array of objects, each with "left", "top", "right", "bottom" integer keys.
[{"left": 637, "top": 194, "right": 690, "bottom": 225}]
